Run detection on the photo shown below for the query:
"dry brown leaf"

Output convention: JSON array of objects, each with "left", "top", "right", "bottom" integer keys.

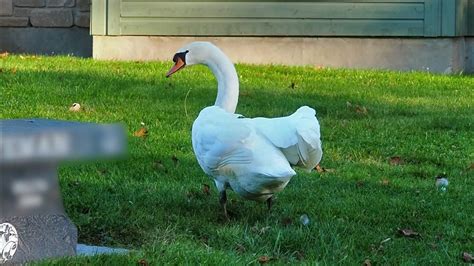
[
  {"left": 381, "top": 179, "right": 390, "bottom": 186},
  {"left": 153, "top": 160, "right": 166, "bottom": 172},
  {"left": 355, "top": 105, "right": 368, "bottom": 114},
  {"left": 171, "top": 155, "right": 179, "bottom": 166},
  {"left": 398, "top": 228, "right": 420, "bottom": 238},
  {"left": 315, "top": 164, "right": 335, "bottom": 173},
  {"left": 258, "top": 256, "right": 270, "bottom": 264},
  {"left": 96, "top": 168, "right": 107, "bottom": 175},
  {"left": 295, "top": 251, "right": 305, "bottom": 261},
  {"left": 0, "top": 51, "right": 9, "bottom": 58},
  {"left": 389, "top": 156, "right": 404, "bottom": 165},
  {"left": 463, "top": 252, "right": 474, "bottom": 262},
  {"left": 363, "top": 259, "right": 372, "bottom": 266},
  {"left": 281, "top": 217, "right": 292, "bottom": 226},
  {"left": 202, "top": 184, "right": 210, "bottom": 195},
  {"left": 468, "top": 163, "right": 474, "bottom": 171},
  {"left": 137, "top": 258, "right": 149, "bottom": 266},
  {"left": 133, "top": 127, "right": 148, "bottom": 138},
  {"left": 235, "top": 244, "right": 246, "bottom": 254}
]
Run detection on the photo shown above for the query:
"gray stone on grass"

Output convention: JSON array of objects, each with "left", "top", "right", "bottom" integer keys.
[
  {"left": 0, "top": 17, "right": 28, "bottom": 27},
  {"left": 76, "top": 244, "right": 129, "bottom": 256},
  {"left": 14, "top": 0, "right": 44, "bottom": 7},
  {"left": 30, "top": 8, "right": 73, "bottom": 27}
]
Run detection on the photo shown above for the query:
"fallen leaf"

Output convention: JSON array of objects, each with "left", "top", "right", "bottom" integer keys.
[
  {"left": 251, "top": 226, "right": 271, "bottom": 234},
  {"left": 153, "top": 160, "right": 165, "bottom": 170},
  {"left": 346, "top": 101, "right": 368, "bottom": 114},
  {"left": 235, "top": 244, "right": 246, "bottom": 254},
  {"left": 363, "top": 259, "right": 372, "bottom": 266},
  {"left": 133, "top": 127, "right": 148, "bottom": 138},
  {"left": 137, "top": 258, "right": 149, "bottom": 266},
  {"left": 202, "top": 184, "right": 210, "bottom": 195},
  {"left": 315, "top": 164, "right": 324, "bottom": 173},
  {"left": 389, "top": 156, "right": 404, "bottom": 165},
  {"left": 381, "top": 179, "right": 390, "bottom": 186},
  {"left": 294, "top": 251, "right": 304, "bottom": 261},
  {"left": 463, "top": 252, "right": 473, "bottom": 262},
  {"left": 96, "top": 168, "right": 107, "bottom": 175},
  {"left": 355, "top": 105, "right": 368, "bottom": 114},
  {"left": 466, "top": 163, "right": 474, "bottom": 171},
  {"left": 171, "top": 155, "right": 179, "bottom": 166},
  {"left": 398, "top": 228, "right": 420, "bottom": 238},
  {"left": 281, "top": 217, "right": 292, "bottom": 226},
  {"left": 69, "top": 103, "right": 81, "bottom": 112},
  {"left": 258, "top": 256, "right": 270, "bottom": 264},
  {"left": 0, "top": 51, "right": 9, "bottom": 58},
  {"left": 315, "top": 164, "right": 335, "bottom": 173}
]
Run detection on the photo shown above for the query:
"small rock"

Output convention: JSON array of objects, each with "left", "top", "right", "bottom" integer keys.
[
  {"left": 299, "top": 214, "right": 310, "bottom": 226},
  {"left": 435, "top": 175, "right": 448, "bottom": 192},
  {"left": 69, "top": 103, "right": 81, "bottom": 112}
]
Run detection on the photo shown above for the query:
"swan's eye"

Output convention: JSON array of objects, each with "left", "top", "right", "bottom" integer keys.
[{"left": 172, "top": 51, "right": 188, "bottom": 64}]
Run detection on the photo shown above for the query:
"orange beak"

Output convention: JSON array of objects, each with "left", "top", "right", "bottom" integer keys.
[{"left": 166, "top": 57, "right": 185, "bottom": 78}]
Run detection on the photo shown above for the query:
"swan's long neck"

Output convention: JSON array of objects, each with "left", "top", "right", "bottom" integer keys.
[{"left": 205, "top": 51, "right": 239, "bottom": 113}]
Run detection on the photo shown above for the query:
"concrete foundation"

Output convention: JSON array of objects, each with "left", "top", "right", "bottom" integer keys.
[
  {"left": 0, "top": 27, "right": 92, "bottom": 57},
  {"left": 93, "top": 36, "right": 474, "bottom": 74}
]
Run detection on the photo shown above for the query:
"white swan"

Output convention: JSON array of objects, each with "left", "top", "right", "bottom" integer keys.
[{"left": 166, "top": 42, "right": 322, "bottom": 219}]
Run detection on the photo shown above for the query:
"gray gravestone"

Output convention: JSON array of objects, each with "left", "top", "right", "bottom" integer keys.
[{"left": 0, "top": 119, "right": 125, "bottom": 264}]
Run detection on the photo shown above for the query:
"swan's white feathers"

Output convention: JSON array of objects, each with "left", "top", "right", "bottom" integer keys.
[
  {"left": 192, "top": 105, "right": 321, "bottom": 200},
  {"left": 176, "top": 42, "right": 323, "bottom": 202},
  {"left": 251, "top": 106, "right": 322, "bottom": 171}
]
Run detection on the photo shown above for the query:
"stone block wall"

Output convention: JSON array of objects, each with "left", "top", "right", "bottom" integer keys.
[
  {"left": 0, "top": 0, "right": 92, "bottom": 56},
  {"left": 0, "top": 0, "right": 90, "bottom": 27}
]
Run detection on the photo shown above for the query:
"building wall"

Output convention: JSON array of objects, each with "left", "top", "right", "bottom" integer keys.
[{"left": 0, "top": 0, "right": 92, "bottom": 56}]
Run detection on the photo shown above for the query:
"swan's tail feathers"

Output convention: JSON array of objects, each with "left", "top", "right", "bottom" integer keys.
[{"left": 292, "top": 106, "right": 323, "bottom": 171}]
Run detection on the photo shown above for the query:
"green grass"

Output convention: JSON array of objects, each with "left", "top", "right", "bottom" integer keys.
[{"left": 1, "top": 55, "right": 473, "bottom": 265}]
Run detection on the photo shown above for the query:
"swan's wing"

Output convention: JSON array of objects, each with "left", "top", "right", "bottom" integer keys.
[
  {"left": 192, "top": 106, "right": 296, "bottom": 180},
  {"left": 192, "top": 107, "right": 254, "bottom": 178},
  {"left": 252, "top": 106, "right": 322, "bottom": 170}
]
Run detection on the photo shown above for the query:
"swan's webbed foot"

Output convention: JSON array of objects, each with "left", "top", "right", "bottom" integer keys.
[{"left": 219, "top": 190, "right": 230, "bottom": 222}]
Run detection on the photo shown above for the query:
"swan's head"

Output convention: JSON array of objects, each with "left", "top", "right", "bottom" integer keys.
[{"left": 166, "top": 42, "right": 220, "bottom": 77}]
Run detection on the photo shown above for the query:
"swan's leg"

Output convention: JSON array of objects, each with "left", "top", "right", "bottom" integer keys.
[
  {"left": 215, "top": 180, "right": 230, "bottom": 221},
  {"left": 219, "top": 190, "right": 230, "bottom": 221},
  {"left": 266, "top": 196, "right": 274, "bottom": 211}
]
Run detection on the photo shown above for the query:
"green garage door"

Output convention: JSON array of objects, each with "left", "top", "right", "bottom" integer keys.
[{"left": 91, "top": 0, "right": 471, "bottom": 37}]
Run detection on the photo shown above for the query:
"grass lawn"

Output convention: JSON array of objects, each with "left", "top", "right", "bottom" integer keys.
[{"left": 1, "top": 55, "right": 473, "bottom": 265}]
